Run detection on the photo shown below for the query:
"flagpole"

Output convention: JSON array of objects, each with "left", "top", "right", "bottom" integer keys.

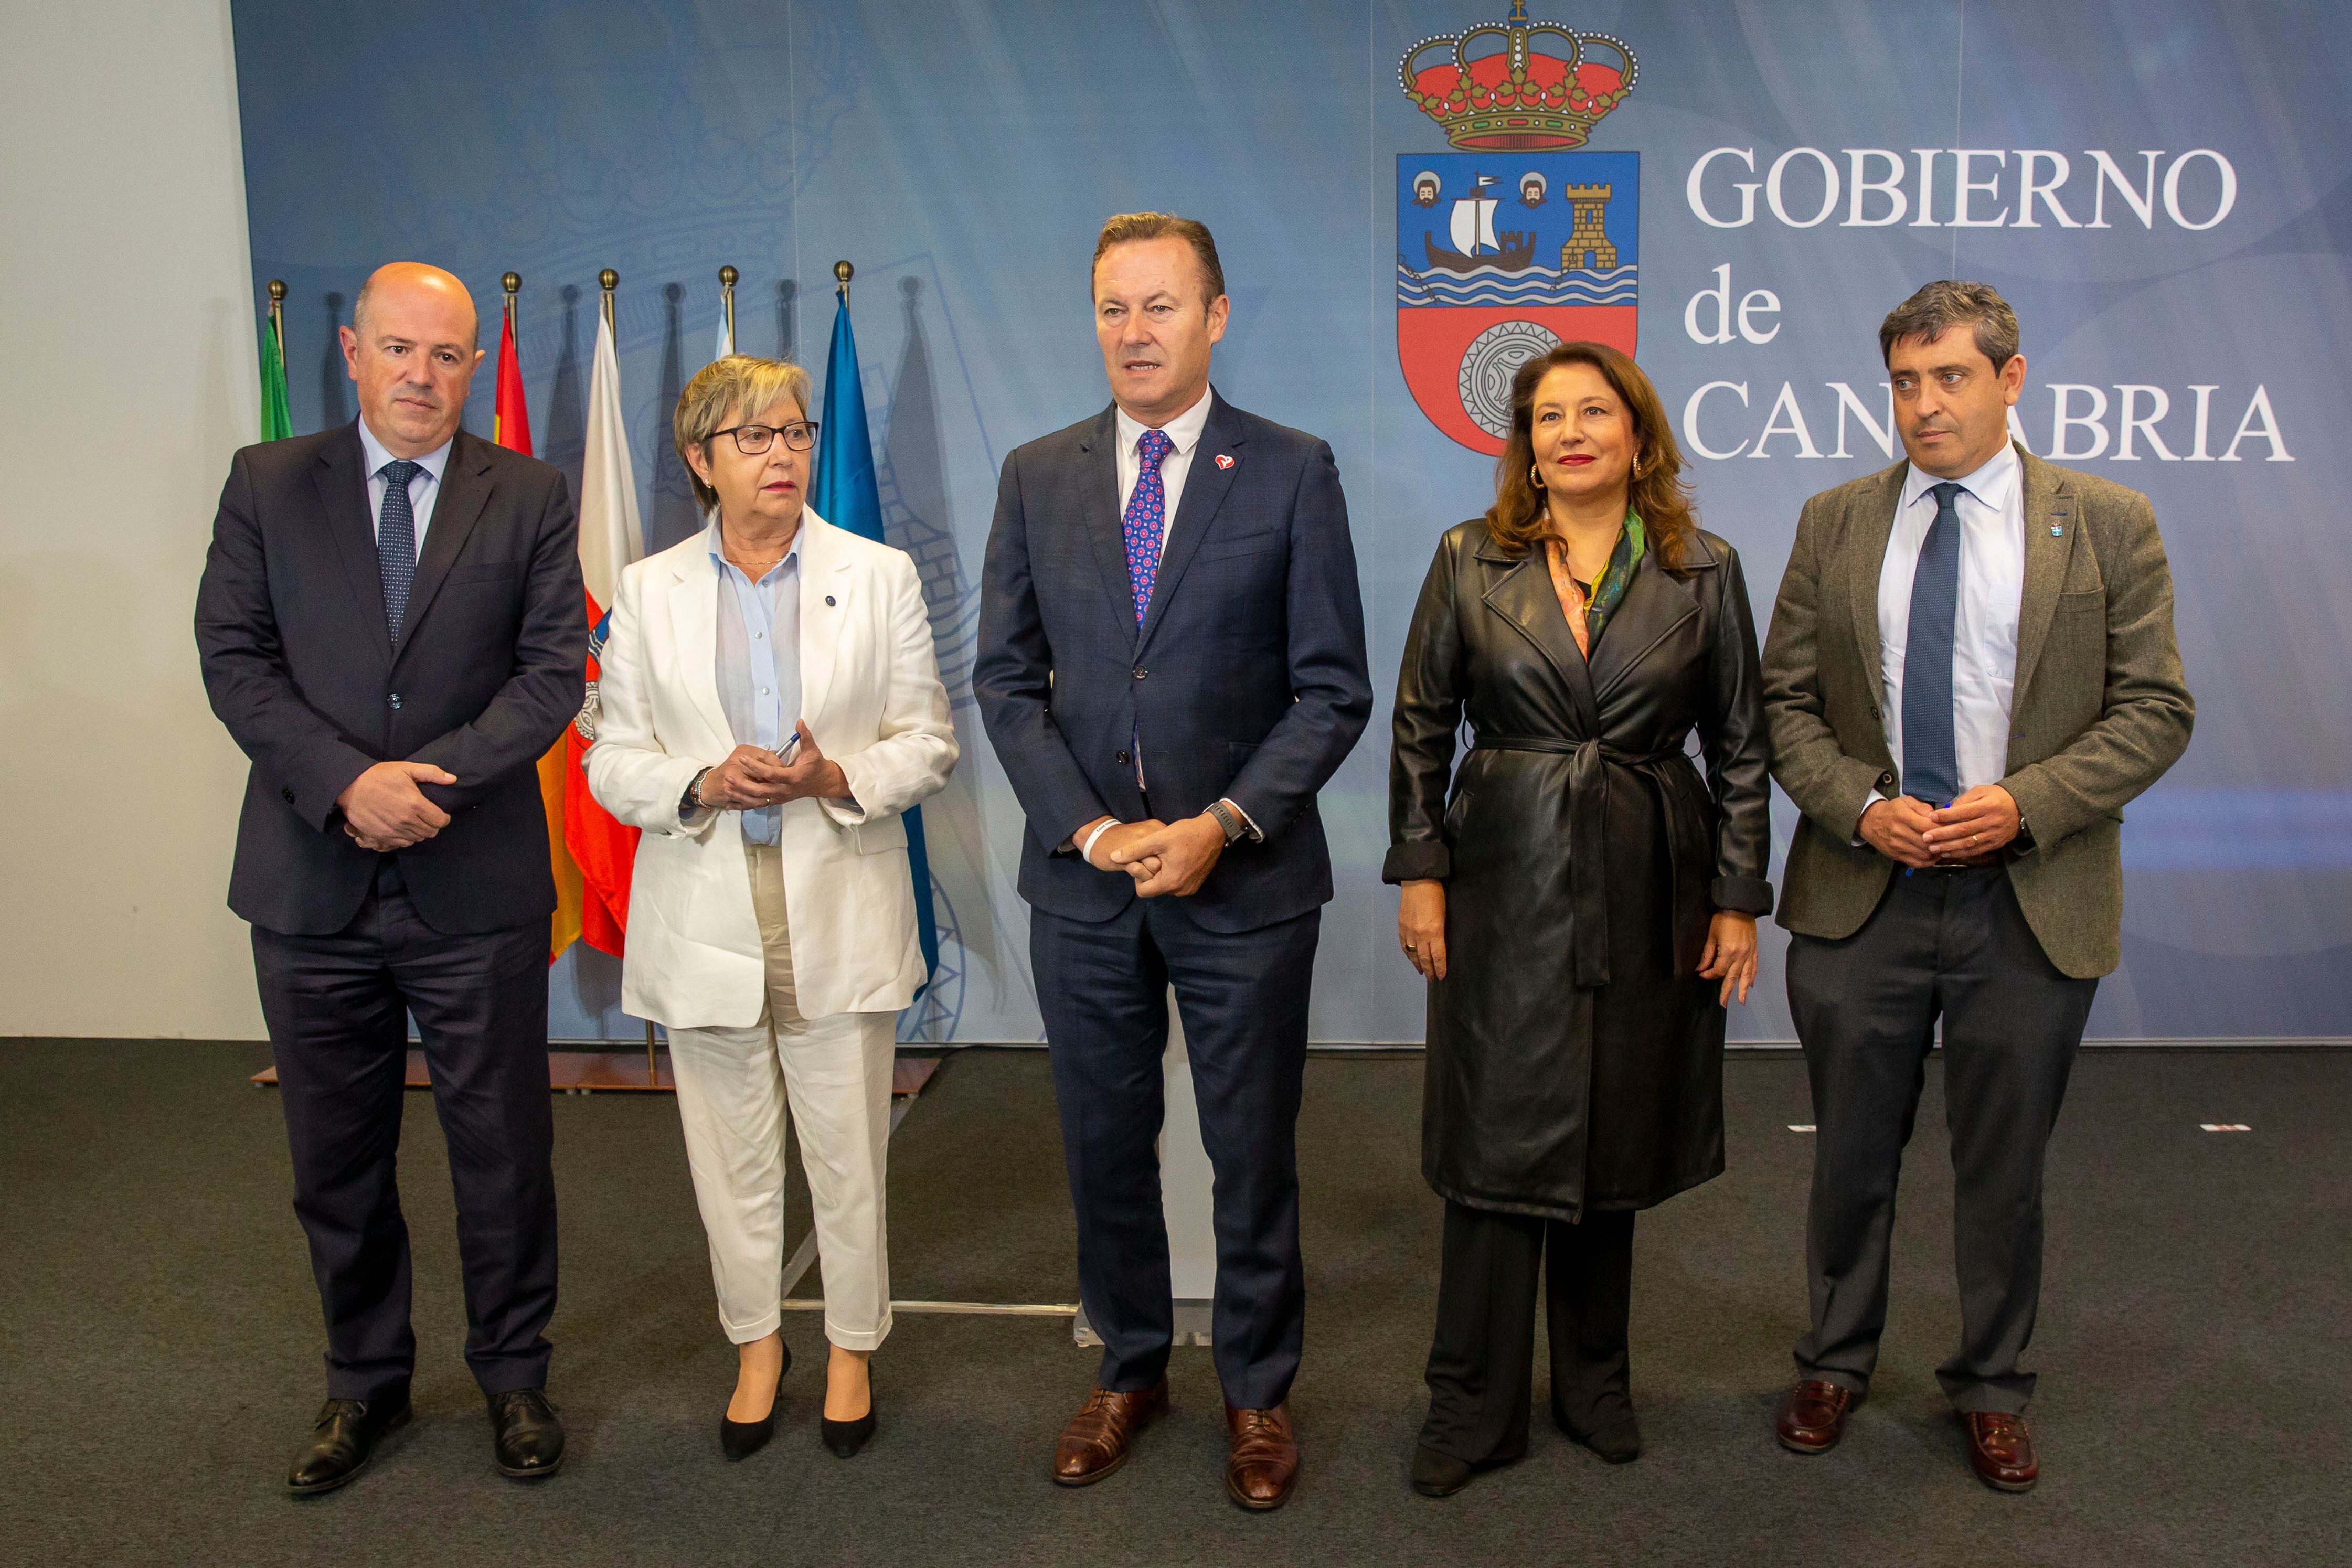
[
  {"left": 502, "top": 270, "right": 520, "bottom": 338},
  {"left": 718, "top": 264, "right": 736, "bottom": 350},
  {"left": 599, "top": 268, "right": 618, "bottom": 336},
  {"left": 834, "top": 259, "right": 853, "bottom": 303},
  {"left": 266, "top": 278, "right": 285, "bottom": 352}
]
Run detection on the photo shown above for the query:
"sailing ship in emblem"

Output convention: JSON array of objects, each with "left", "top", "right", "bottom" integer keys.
[{"left": 1423, "top": 174, "right": 1539, "bottom": 273}]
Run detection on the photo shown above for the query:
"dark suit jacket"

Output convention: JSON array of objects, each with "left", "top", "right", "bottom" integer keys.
[
  {"left": 1761, "top": 443, "right": 2194, "bottom": 978},
  {"left": 974, "top": 391, "right": 1372, "bottom": 932},
  {"left": 195, "top": 421, "right": 588, "bottom": 937}
]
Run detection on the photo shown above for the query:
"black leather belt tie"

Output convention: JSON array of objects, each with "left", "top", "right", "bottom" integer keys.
[{"left": 1473, "top": 733, "right": 1702, "bottom": 990}]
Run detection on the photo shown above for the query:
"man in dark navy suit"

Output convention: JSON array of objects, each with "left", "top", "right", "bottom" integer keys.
[
  {"left": 195, "top": 263, "right": 585, "bottom": 1492},
  {"left": 975, "top": 214, "right": 1371, "bottom": 1511}
]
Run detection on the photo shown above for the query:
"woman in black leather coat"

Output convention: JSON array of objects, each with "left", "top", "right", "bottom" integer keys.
[{"left": 1385, "top": 342, "right": 1772, "bottom": 1496}]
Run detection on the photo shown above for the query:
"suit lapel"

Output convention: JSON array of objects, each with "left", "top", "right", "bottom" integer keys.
[
  {"left": 313, "top": 423, "right": 392, "bottom": 662},
  {"left": 1478, "top": 540, "right": 1600, "bottom": 733},
  {"left": 666, "top": 540, "right": 734, "bottom": 750},
  {"left": 392, "top": 430, "right": 494, "bottom": 664},
  {"left": 1587, "top": 541, "right": 1701, "bottom": 705},
  {"left": 2010, "top": 444, "right": 2077, "bottom": 703},
  {"left": 1847, "top": 463, "right": 1906, "bottom": 718},
  {"left": 796, "top": 512, "right": 856, "bottom": 726},
  {"left": 1074, "top": 407, "right": 1138, "bottom": 648},
  {"left": 1137, "top": 391, "right": 1244, "bottom": 652}
]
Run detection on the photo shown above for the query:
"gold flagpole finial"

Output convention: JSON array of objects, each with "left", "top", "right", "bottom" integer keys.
[
  {"left": 598, "top": 269, "right": 618, "bottom": 333},
  {"left": 718, "top": 265, "right": 737, "bottom": 347},
  {"left": 834, "top": 259, "right": 853, "bottom": 302}
]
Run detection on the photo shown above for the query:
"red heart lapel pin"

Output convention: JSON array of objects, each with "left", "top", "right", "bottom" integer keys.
[{"left": 1214, "top": 452, "right": 1235, "bottom": 469}]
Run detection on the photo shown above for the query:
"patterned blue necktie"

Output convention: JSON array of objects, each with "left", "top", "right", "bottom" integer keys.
[
  {"left": 1901, "top": 480, "right": 1964, "bottom": 805},
  {"left": 377, "top": 458, "right": 422, "bottom": 641},
  {"left": 1122, "top": 429, "right": 1175, "bottom": 623}
]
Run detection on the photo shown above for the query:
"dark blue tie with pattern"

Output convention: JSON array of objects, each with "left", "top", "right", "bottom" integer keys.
[
  {"left": 377, "top": 458, "right": 421, "bottom": 641},
  {"left": 1901, "top": 480, "right": 1964, "bottom": 805}
]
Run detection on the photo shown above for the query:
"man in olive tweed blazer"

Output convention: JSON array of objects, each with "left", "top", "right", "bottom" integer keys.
[{"left": 1760, "top": 281, "right": 2192, "bottom": 1492}]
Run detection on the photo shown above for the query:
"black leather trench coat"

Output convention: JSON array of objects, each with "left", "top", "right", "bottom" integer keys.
[{"left": 1385, "top": 520, "right": 1773, "bottom": 1221}]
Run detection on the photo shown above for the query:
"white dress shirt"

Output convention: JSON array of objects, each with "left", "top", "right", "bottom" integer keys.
[
  {"left": 1114, "top": 387, "right": 1213, "bottom": 548},
  {"left": 356, "top": 416, "right": 452, "bottom": 560},
  {"left": 1878, "top": 442, "right": 2025, "bottom": 796}
]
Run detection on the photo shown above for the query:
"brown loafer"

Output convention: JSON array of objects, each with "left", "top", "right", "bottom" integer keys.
[
  {"left": 1962, "top": 1411, "right": 2038, "bottom": 1492},
  {"left": 1052, "top": 1380, "right": 1169, "bottom": 1486},
  {"left": 1225, "top": 1402, "right": 1300, "bottom": 1511},
  {"left": 1775, "top": 1379, "right": 1859, "bottom": 1454}
]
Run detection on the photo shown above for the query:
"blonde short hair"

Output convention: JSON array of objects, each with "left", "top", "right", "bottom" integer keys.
[{"left": 673, "top": 355, "right": 814, "bottom": 512}]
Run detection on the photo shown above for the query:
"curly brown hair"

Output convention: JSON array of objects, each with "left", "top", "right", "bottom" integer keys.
[{"left": 1484, "top": 341, "right": 1699, "bottom": 573}]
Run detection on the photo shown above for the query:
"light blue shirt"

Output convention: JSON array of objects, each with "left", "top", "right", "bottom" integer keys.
[
  {"left": 708, "top": 519, "right": 801, "bottom": 846},
  {"left": 356, "top": 417, "right": 452, "bottom": 558}
]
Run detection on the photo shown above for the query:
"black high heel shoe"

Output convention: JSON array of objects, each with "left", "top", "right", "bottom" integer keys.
[
  {"left": 719, "top": 1338, "right": 792, "bottom": 1462},
  {"left": 820, "top": 1368, "right": 877, "bottom": 1459}
]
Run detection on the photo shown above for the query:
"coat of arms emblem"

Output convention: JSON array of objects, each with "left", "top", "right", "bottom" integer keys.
[{"left": 1397, "top": 4, "right": 1638, "bottom": 453}]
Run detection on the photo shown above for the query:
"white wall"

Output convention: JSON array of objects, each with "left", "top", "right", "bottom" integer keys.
[{"left": 1, "top": 0, "right": 269, "bottom": 1037}]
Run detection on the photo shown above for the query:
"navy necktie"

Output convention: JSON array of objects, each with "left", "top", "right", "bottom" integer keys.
[
  {"left": 1901, "top": 480, "right": 1964, "bottom": 805},
  {"left": 377, "top": 458, "right": 421, "bottom": 641}
]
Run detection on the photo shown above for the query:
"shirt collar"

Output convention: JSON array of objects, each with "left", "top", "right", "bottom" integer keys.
[
  {"left": 704, "top": 516, "right": 801, "bottom": 583},
  {"left": 1901, "top": 439, "right": 2020, "bottom": 516},
  {"left": 1115, "top": 385, "right": 1215, "bottom": 460},
  {"left": 356, "top": 417, "right": 454, "bottom": 485}
]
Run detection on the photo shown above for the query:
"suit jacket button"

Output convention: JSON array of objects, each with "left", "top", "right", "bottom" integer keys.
[
  {"left": 281, "top": 786, "right": 296, "bottom": 804},
  {"left": 1115, "top": 750, "right": 1131, "bottom": 764},
  {"left": 825, "top": 595, "right": 836, "bottom": 606},
  {"left": 1132, "top": 667, "right": 1147, "bottom": 680},
  {"left": 1879, "top": 770, "right": 1894, "bottom": 785},
  {"left": 389, "top": 691, "right": 402, "bottom": 709}
]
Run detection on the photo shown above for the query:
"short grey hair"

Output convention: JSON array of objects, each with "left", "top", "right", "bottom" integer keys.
[
  {"left": 672, "top": 354, "right": 814, "bottom": 512},
  {"left": 1879, "top": 280, "right": 2020, "bottom": 370}
]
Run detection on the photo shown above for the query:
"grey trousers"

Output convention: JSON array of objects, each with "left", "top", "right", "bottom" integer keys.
[{"left": 1787, "top": 866, "right": 2097, "bottom": 1414}]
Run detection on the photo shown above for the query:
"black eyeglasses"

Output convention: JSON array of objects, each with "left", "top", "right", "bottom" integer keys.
[{"left": 709, "top": 420, "right": 820, "bottom": 455}]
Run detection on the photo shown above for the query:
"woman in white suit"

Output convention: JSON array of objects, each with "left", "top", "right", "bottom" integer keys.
[{"left": 587, "top": 355, "right": 955, "bottom": 1461}]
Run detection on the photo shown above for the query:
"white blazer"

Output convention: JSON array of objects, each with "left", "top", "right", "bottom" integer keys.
[{"left": 586, "top": 509, "right": 957, "bottom": 1027}]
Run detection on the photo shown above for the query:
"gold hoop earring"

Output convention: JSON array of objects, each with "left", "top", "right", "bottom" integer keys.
[
  {"left": 1631, "top": 450, "right": 1648, "bottom": 481},
  {"left": 1529, "top": 463, "right": 1544, "bottom": 490}
]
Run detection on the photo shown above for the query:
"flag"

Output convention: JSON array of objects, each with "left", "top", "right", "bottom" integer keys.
[
  {"left": 564, "top": 307, "right": 645, "bottom": 955},
  {"left": 715, "top": 309, "right": 733, "bottom": 362},
  {"left": 259, "top": 303, "right": 292, "bottom": 442},
  {"left": 494, "top": 302, "right": 584, "bottom": 964},
  {"left": 813, "top": 286, "right": 941, "bottom": 995}
]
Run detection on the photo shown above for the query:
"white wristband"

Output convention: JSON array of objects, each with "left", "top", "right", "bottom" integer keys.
[{"left": 1079, "top": 818, "right": 1122, "bottom": 866}]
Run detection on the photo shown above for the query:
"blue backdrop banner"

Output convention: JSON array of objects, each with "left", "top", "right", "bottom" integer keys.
[{"left": 229, "top": 0, "right": 2352, "bottom": 1042}]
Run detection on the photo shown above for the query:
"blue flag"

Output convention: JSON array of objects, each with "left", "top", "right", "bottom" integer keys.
[{"left": 813, "top": 287, "right": 941, "bottom": 998}]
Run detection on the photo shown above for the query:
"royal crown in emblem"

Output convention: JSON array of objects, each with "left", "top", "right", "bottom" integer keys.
[{"left": 1399, "top": 1, "right": 1636, "bottom": 151}]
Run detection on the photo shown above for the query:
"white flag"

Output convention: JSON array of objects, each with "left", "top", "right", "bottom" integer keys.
[
  {"left": 714, "top": 310, "right": 733, "bottom": 362},
  {"left": 579, "top": 310, "right": 642, "bottom": 613}
]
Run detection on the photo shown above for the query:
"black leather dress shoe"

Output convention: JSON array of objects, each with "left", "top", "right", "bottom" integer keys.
[
  {"left": 821, "top": 1372, "right": 876, "bottom": 1459},
  {"left": 287, "top": 1394, "right": 410, "bottom": 1495},
  {"left": 488, "top": 1389, "right": 566, "bottom": 1479},
  {"left": 1410, "top": 1442, "right": 1521, "bottom": 1498},
  {"left": 721, "top": 1339, "right": 792, "bottom": 1462}
]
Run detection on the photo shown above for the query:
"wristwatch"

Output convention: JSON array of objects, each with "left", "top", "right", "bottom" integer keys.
[
  {"left": 1206, "top": 799, "right": 1247, "bottom": 844},
  {"left": 682, "top": 767, "right": 715, "bottom": 819}
]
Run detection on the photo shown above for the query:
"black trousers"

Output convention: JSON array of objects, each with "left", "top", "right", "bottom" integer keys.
[
  {"left": 1786, "top": 866, "right": 2096, "bottom": 1414},
  {"left": 1031, "top": 897, "right": 1317, "bottom": 1412},
  {"left": 1419, "top": 1201, "right": 1636, "bottom": 1464},
  {"left": 251, "top": 858, "right": 558, "bottom": 1402}
]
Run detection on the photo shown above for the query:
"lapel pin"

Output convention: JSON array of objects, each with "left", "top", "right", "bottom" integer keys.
[
  {"left": 1215, "top": 453, "right": 1236, "bottom": 470},
  {"left": 2050, "top": 526, "right": 2063, "bottom": 536}
]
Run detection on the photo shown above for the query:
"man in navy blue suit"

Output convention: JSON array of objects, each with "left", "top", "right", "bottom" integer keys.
[
  {"left": 196, "top": 263, "right": 584, "bottom": 1493},
  {"left": 976, "top": 213, "right": 1371, "bottom": 1511}
]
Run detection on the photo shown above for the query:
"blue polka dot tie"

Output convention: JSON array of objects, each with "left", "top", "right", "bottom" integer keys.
[
  {"left": 377, "top": 458, "right": 421, "bottom": 641},
  {"left": 1123, "top": 429, "right": 1175, "bottom": 624}
]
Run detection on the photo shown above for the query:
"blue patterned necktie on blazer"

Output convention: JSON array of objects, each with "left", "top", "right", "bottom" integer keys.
[
  {"left": 1122, "top": 428, "right": 1175, "bottom": 623},
  {"left": 1901, "top": 480, "right": 1964, "bottom": 805},
  {"left": 377, "top": 458, "right": 421, "bottom": 642}
]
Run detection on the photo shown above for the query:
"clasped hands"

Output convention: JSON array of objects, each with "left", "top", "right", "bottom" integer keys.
[
  {"left": 1077, "top": 814, "right": 1226, "bottom": 898},
  {"left": 696, "top": 722, "right": 852, "bottom": 812},
  {"left": 1859, "top": 783, "right": 2021, "bottom": 870}
]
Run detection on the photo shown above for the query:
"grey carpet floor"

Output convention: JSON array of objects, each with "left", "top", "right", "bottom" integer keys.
[{"left": 1, "top": 1040, "right": 2345, "bottom": 1568}]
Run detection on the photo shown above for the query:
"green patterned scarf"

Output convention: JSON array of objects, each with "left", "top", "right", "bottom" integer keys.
[{"left": 1580, "top": 511, "right": 1646, "bottom": 646}]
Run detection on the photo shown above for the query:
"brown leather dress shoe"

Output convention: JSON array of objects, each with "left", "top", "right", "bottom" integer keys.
[
  {"left": 1052, "top": 1380, "right": 1169, "bottom": 1486},
  {"left": 1962, "top": 1411, "right": 2039, "bottom": 1492},
  {"left": 1775, "top": 1379, "right": 1858, "bottom": 1454},
  {"left": 1225, "top": 1402, "right": 1300, "bottom": 1511}
]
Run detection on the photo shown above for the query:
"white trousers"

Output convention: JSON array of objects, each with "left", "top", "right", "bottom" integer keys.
[{"left": 666, "top": 842, "right": 896, "bottom": 1350}]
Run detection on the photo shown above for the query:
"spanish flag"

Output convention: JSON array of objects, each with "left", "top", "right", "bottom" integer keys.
[{"left": 495, "top": 290, "right": 586, "bottom": 963}]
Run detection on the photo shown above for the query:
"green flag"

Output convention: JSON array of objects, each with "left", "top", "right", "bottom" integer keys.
[{"left": 259, "top": 308, "right": 292, "bottom": 442}]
